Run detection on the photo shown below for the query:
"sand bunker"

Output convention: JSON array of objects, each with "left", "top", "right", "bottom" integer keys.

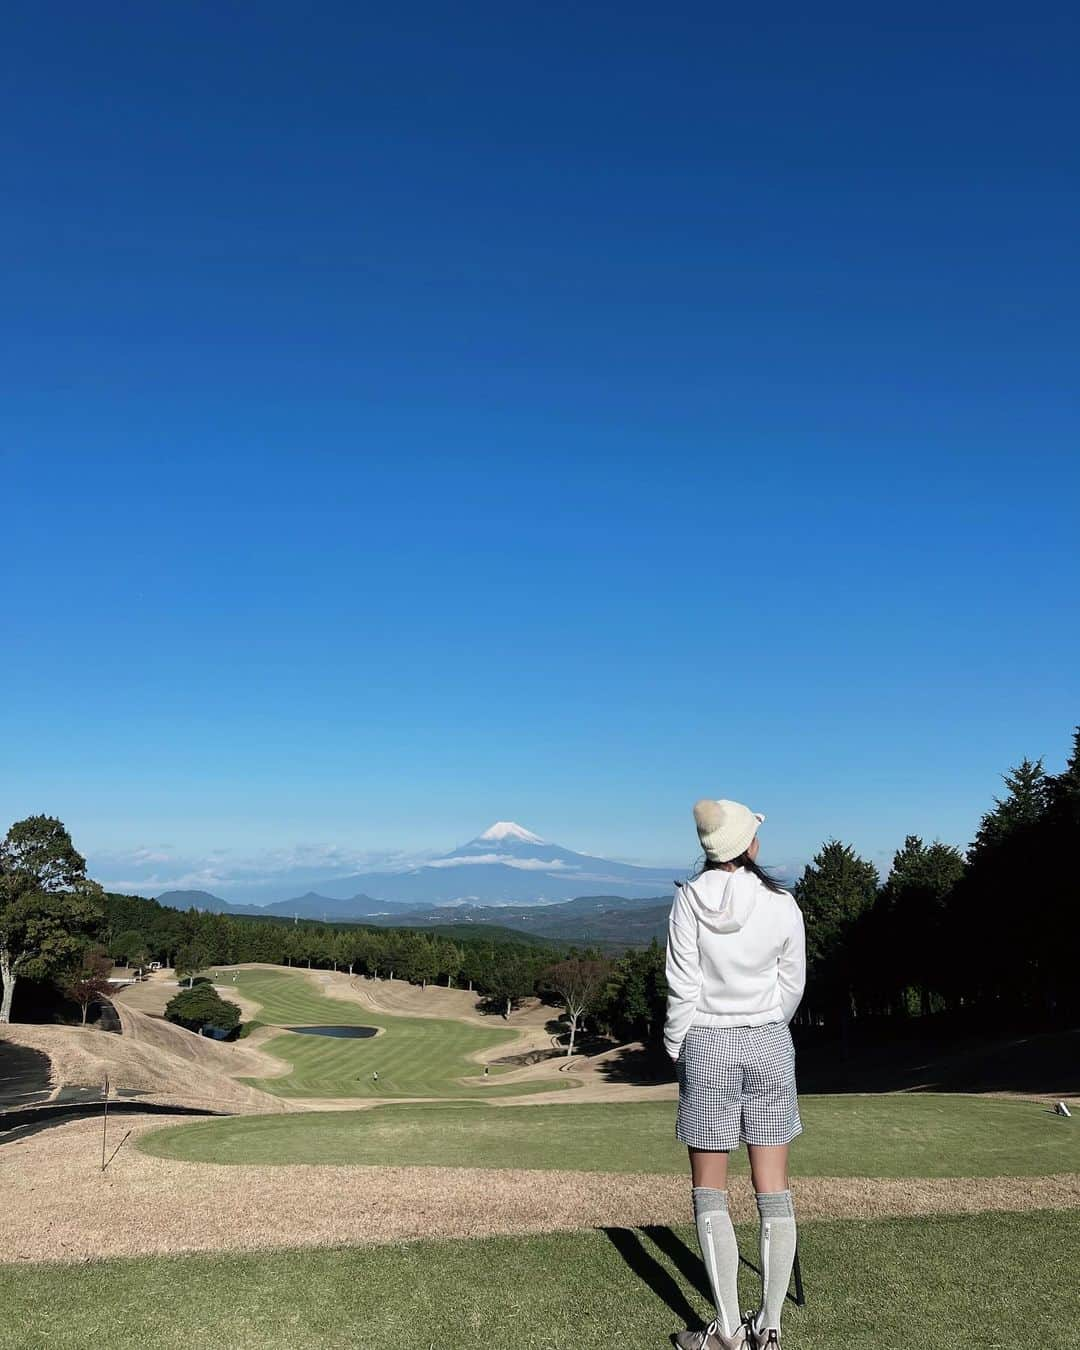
[{"left": 2, "top": 1113, "right": 1078, "bottom": 1265}]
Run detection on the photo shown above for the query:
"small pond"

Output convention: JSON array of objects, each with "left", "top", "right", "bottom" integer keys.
[{"left": 285, "top": 1025, "right": 378, "bottom": 1039}]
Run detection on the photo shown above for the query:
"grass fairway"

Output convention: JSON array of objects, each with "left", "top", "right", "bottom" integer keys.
[
  {"left": 214, "top": 967, "right": 568, "bottom": 1101},
  {"left": 140, "top": 1093, "right": 1079, "bottom": 1178},
  {"left": 2, "top": 1209, "right": 1076, "bottom": 1349}
]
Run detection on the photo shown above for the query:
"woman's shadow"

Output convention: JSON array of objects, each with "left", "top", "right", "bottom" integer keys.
[{"left": 602, "top": 1226, "right": 792, "bottom": 1333}]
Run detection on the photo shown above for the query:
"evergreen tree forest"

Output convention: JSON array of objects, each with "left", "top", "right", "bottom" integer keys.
[{"left": 794, "top": 726, "right": 1080, "bottom": 1032}]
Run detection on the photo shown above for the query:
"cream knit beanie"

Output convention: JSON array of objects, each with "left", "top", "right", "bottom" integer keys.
[{"left": 694, "top": 799, "right": 765, "bottom": 863}]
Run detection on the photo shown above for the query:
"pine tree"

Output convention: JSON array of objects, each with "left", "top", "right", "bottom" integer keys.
[
  {"left": 1030, "top": 726, "right": 1080, "bottom": 1011},
  {"left": 878, "top": 835, "right": 965, "bottom": 1015},
  {"left": 794, "top": 841, "right": 879, "bottom": 1022},
  {"left": 968, "top": 758, "right": 1049, "bottom": 861},
  {"left": 954, "top": 736, "right": 1073, "bottom": 1014},
  {"left": 1045, "top": 726, "right": 1080, "bottom": 817}
]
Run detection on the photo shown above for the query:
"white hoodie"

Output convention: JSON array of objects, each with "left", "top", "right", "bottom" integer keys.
[{"left": 664, "top": 866, "right": 806, "bottom": 1061}]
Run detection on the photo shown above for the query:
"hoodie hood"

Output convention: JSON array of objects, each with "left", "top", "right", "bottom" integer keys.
[{"left": 677, "top": 866, "right": 760, "bottom": 933}]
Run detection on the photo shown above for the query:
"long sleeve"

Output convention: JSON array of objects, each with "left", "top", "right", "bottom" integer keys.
[
  {"left": 663, "top": 887, "right": 702, "bottom": 1061},
  {"left": 777, "top": 901, "right": 806, "bottom": 1023}
]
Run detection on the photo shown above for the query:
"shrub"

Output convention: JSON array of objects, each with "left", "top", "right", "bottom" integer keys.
[{"left": 164, "top": 984, "right": 241, "bottom": 1035}]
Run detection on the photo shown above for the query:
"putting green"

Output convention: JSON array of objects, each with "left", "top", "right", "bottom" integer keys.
[
  {"left": 211, "top": 967, "right": 569, "bottom": 1101},
  {"left": 140, "top": 1094, "right": 1079, "bottom": 1178}
]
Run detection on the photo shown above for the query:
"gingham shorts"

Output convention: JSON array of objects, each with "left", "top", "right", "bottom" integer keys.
[{"left": 676, "top": 1021, "right": 802, "bottom": 1151}]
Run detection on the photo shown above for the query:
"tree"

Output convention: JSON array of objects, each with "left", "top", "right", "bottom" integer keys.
[
  {"left": 954, "top": 752, "right": 1057, "bottom": 1010},
  {"left": 603, "top": 940, "right": 667, "bottom": 1044},
  {"left": 297, "top": 930, "right": 333, "bottom": 970},
  {"left": 338, "top": 929, "right": 387, "bottom": 978},
  {"left": 543, "top": 957, "right": 613, "bottom": 1056},
  {"left": 969, "top": 758, "right": 1050, "bottom": 862},
  {"left": 64, "top": 951, "right": 114, "bottom": 1025},
  {"left": 109, "top": 928, "right": 150, "bottom": 964},
  {"left": 174, "top": 942, "right": 208, "bottom": 988},
  {"left": 383, "top": 931, "right": 424, "bottom": 982},
  {"left": 875, "top": 835, "right": 965, "bottom": 1016},
  {"left": 164, "top": 984, "right": 241, "bottom": 1034},
  {"left": 0, "top": 816, "right": 104, "bottom": 1023},
  {"left": 1027, "top": 728, "right": 1080, "bottom": 1012},
  {"left": 793, "top": 840, "right": 878, "bottom": 1025},
  {"left": 128, "top": 946, "right": 151, "bottom": 975},
  {"left": 459, "top": 942, "right": 494, "bottom": 993},
  {"left": 435, "top": 939, "right": 463, "bottom": 988},
  {"left": 409, "top": 935, "right": 440, "bottom": 990},
  {"left": 282, "top": 928, "right": 307, "bottom": 967},
  {"left": 483, "top": 952, "right": 536, "bottom": 1018}
]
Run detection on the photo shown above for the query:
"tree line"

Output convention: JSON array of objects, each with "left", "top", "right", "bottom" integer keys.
[
  {"left": 794, "top": 725, "right": 1079, "bottom": 1031},
  {"left": 108, "top": 891, "right": 669, "bottom": 1047},
  {"left": 105, "top": 892, "right": 570, "bottom": 1009}
]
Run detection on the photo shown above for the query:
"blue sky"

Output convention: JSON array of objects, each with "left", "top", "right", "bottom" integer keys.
[{"left": 3, "top": 3, "right": 1078, "bottom": 897}]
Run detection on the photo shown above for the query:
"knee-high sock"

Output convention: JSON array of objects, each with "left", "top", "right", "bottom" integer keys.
[
  {"left": 692, "top": 1187, "right": 741, "bottom": 1337},
  {"left": 755, "top": 1190, "right": 796, "bottom": 1332}
]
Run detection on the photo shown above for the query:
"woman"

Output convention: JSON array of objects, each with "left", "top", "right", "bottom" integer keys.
[{"left": 666, "top": 799, "right": 806, "bottom": 1350}]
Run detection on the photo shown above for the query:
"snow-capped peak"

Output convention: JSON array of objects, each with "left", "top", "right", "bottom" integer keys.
[{"left": 477, "top": 821, "right": 544, "bottom": 844}]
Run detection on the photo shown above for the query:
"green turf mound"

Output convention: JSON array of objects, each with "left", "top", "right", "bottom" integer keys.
[{"left": 139, "top": 1094, "right": 1079, "bottom": 1178}]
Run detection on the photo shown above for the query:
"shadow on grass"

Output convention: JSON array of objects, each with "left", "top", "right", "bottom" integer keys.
[
  {"left": 594, "top": 1024, "right": 1080, "bottom": 1094},
  {"left": 639, "top": 1225, "right": 711, "bottom": 1301},
  {"left": 604, "top": 1225, "right": 803, "bottom": 1326},
  {"left": 795, "top": 1024, "right": 1080, "bottom": 1095},
  {"left": 0, "top": 1042, "right": 52, "bottom": 1109},
  {"left": 0, "top": 1100, "right": 224, "bottom": 1146},
  {"left": 596, "top": 1044, "right": 676, "bottom": 1086},
  {"left": 602, "top": 1227, "right": 701, "bottom": 1329}
]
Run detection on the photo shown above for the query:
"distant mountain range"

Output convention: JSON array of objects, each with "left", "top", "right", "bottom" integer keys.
[
  {"left": 157, "top": 822, "right": 679, "bottom": 918},
  {"left": 153, "top": 821, "right": 680, "bottom": 943},
  {"left": 366, "top": 893, "right": 673, "bottom": 946},
  {"left": 153, "top": 888, "right": 416, "bottom": 920},
  {"left": 154, "top": 886, "right": 672, "bottom": 947}
]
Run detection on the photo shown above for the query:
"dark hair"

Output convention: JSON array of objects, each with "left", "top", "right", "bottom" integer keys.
[{"left": 685, "top": 851, "right": 789, "bottom": 896}]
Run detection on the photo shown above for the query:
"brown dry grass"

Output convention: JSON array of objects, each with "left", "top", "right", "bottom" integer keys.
[
  {"left": 2, "top": 1113, "right": 1077, "bottom": 1265},
  {"left": 0, "top": 1007, "right": 290, "bottom": 1115},
  {"left": 113, "top": 969, "right": 265, "bottom": 1024},
  {"left": 330, "top": 970, "right": 558, "bottom": 1058}
]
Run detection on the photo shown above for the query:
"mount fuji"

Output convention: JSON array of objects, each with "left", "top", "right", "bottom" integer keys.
[{"left": 221, "top": 822, "right": 680, "bottom": 917}]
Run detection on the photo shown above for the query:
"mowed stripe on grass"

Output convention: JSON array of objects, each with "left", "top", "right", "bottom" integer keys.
[
  {"left": 140, "top": 1093, "right": 1080, "bottom": 1178},
  {"left": 3, "top": 1209, "right": 1076, "bottom": 1349},
  {"left": 217, "top": 968, "right": 569, "bottom": 1101}
]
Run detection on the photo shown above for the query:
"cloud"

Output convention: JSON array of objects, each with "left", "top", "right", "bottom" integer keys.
[
  {"left": 122, "top": 847, "right": 177, "bottom": 865},
  {"left": 424, "top": 854, "right": 575, "bottom": 871},
  {"left": 89, "top": 841, "right": 417, "bottom": 900}
]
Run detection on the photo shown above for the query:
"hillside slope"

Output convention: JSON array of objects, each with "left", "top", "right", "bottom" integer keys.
[{"left": 0, "top": 1006, "right": 290, "bottom": 1115}]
